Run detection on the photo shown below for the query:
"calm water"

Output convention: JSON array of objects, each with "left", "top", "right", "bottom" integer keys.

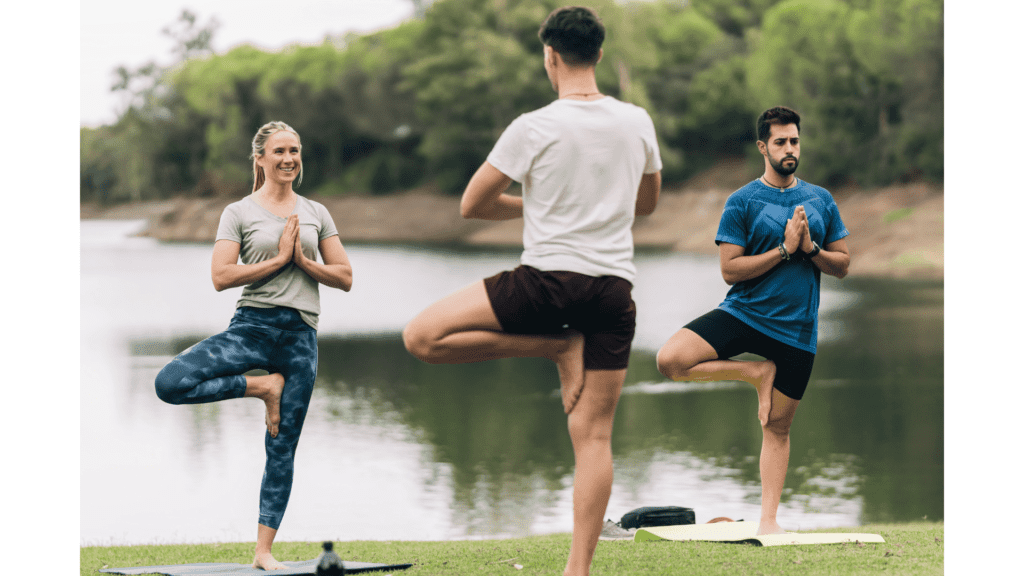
[{"left": 80, "top": 220, "right": 942, "bottom": 545}]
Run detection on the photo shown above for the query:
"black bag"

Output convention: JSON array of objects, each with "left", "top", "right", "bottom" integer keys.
[{"left": 619, "top": 506, "right": 695, "bottom": 529}]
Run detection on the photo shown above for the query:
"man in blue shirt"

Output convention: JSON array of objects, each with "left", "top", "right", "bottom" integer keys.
[{"left": 656, "top": 106, "right": 850, "bottom": 535}]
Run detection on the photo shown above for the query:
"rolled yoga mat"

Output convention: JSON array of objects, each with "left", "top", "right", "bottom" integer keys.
[
  {"left": 98, "top": 559, "right": 412, "bottom": 575},
  {"left": 634, "top": 520, "right": 885, "bottom": 547}
]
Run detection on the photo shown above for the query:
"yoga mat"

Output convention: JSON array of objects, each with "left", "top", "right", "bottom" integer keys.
[
  {"left": 634, "top": 520, "right": 885, "bottom": 547},
  {"left": 98, "top": 559, "right": 412, "bottom": 575}
]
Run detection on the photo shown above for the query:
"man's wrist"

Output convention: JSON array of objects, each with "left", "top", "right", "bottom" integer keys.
[
  {"left": 777, "top": 243, "right": 791, "bottom": 261},
  {"left": 807, "top": 241, "right": 821, "bottom": 258}
]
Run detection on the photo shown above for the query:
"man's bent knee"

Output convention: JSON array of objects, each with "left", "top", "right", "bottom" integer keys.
[
  {"left": 656, "top": 345, "right": 697, "bottom": 380},
  {"left": 402, "top": 321, "right": 440, "bottom": 363}
]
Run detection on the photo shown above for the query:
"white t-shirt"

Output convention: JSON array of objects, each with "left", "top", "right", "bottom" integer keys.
[{"left": 487, "top": 96, "right": 662, "bottom": 283}]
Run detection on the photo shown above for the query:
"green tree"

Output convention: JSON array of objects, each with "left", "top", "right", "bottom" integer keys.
[
  {"left": 847, "top": 0, "right": 943, "bottom": 181},
  {"left": 690, "top": 0, "right": 788, "bottom": 36},
  {"left": 747, "top": 0, "right": 878, "bottom": 186},
  {"left": 645, "top": 4, "right": 749, "bottom": 179},
  {"left": 747, "top": 0, "right": 942, "bottom": 186}
]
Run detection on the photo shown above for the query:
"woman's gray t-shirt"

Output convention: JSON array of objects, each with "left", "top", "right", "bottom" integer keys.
[{"left": 216, "top": 194, "right": 339, "bottom": 329}]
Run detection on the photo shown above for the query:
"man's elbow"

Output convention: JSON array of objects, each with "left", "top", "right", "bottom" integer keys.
[{"left": 460, "top": 200, "right": 481, "bottom": 219}]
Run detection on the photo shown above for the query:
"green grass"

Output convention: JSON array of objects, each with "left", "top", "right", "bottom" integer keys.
[{"left": 81, "top": 522, "right": 942, "bottom": 576}]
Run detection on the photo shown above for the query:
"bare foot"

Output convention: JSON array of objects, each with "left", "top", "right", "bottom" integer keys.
[
  {"left": 252, "top": 550, "right": 288, "bottom": 570},
  {"left": 247, "top": 374, "right": 285, "bottom": 438},
  {"left": 554, "top": 331, "right": 586, "bottom": 414},
  {"left": 754, "top": 361, "right": 777, "bottom": 427},
  {"left": 756, "top": 519, "right": 788, "bottom": 535}
]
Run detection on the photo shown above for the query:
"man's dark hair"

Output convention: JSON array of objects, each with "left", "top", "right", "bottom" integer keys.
[
  {"left": 756, "top": 106, "right": 801, "bottom": 142},
  {"left": 538, "top": 6, "right": 605, "bottom": 67}
]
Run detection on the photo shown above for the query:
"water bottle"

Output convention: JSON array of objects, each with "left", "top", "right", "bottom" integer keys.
[{"left": 315, "top": 541, "right": 346, "bottom": 575}]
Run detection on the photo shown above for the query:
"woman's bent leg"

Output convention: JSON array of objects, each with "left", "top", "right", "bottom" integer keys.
[{"left": 154, "top": 330, "right": 264, "bottom": 405}]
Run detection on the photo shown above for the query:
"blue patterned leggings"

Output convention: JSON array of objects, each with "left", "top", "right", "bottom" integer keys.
[{"left": 154, "top": 306, "right": 318, "bottom": 530}]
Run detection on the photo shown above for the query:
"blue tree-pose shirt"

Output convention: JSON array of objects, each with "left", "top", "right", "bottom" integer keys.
[{"left": 715, "top": 179, "right": 849, "bottom": 353}]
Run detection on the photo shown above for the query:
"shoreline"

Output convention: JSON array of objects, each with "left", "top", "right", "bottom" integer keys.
[{"left": 81, "top": 181, "right": 943, "bottom": 281}]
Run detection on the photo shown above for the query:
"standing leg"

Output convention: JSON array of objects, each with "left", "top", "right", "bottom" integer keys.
[
  {"left": 757, "top": 389, "right": 800, "bottom": 535},
  {"left": 253, "top": 524, "right": 283, "bottom": 571},
  {"left": 252, "top": 327, "right": 318, "bottom": 570},
  {"left": 403, "top": 280, "right": 585, "bottom": 395},
  {"left": 563, "top": 369, "right": 626, "bottom": 576}
]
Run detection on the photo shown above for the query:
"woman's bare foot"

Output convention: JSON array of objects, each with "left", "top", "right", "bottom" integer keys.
[
  {"left": 754, "top": 361, "right": 777, "bottom": 427},
  {"left": 554, "top": 331, "right": 586, "bottom": 414},
  {"left": 756, "top": 519, "right": 787, "bottom": 535},
  {"left": 246, "top": 374, "right": 286, "bottom": 438},
  {"left": 252, "top": 550, "right": 288, "bottom": 570}
]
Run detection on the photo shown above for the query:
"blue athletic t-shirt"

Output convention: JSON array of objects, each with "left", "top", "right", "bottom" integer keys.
[{"left": 715, "top": 179, "right": 849, "bottom": 353}]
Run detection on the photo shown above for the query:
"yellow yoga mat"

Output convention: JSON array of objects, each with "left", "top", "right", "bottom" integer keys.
[{"left": 634, "top": 521, "right": 885, "bottom": 547}]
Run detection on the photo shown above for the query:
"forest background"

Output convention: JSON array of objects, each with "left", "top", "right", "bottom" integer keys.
[{"left": 79, "top": 0, "right": 943, "bottom": 206}]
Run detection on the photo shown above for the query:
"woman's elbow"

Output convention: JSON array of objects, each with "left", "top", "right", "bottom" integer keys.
[
  {"left": 336, "top": 269, "right": 354, "bottom": 292},
  {"left": 212, "top": 274, "right": 228, "bottom": 292}
]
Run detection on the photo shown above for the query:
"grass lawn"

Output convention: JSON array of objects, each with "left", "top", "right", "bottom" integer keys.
[{"left": 81, "top": 522, "right": 942, "bottom": 575}]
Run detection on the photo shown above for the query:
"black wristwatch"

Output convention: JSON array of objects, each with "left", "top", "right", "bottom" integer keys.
[{"left": 807, "top": 241, "right": 821, "bottom": 258}]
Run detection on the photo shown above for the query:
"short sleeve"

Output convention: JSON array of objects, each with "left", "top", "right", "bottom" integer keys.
[
  {"left": 715, "top": 192, "right": 748, "bottom": 247},
  {"left": 486, "top": 115, "right": 535, "bottom": 183},
  {"left": 317, "top": 203, "right": 339, "bottom": 241},
  {"left": 823, "top": 192, "right": 850, "bottom": 245},
  {"left": 216, "top": 203, "right": 243, "bottom": 244},
  {"left": 640, "top": 112, "right": 663, "bottom": 174}
]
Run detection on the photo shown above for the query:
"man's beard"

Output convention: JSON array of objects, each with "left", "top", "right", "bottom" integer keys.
[{"left": 769, "top": 153, "right": 799, "bottom": 176}]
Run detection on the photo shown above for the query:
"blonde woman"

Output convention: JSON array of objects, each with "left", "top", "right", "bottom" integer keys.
[{"left": 155, "top": 121, "right": 352, "bottom": 569}]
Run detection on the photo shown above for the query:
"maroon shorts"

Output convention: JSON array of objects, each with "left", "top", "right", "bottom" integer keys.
[{"left": 483, "top": 265, "right": 636, "bottom": 370}]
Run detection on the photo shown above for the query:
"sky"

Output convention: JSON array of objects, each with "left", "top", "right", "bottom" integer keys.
[{"left": 80, "top": 0, "right": 417, "bottom": 127}]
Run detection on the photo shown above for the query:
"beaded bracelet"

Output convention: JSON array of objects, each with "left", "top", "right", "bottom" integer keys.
[{"left": 777, "top": 243, "right": 790, "bottom": 261}]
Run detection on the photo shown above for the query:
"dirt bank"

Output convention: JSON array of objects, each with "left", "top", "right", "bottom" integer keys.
[{"left": 81, "top": 165, "right": 943, "bottom": 280}]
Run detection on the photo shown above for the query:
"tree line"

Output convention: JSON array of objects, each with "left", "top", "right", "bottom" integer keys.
[{"left": 80, "top": 0, "right": 943, "bottom": 205}]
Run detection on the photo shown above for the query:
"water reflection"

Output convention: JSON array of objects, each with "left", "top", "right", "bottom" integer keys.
[
  {"left": 124, "top": 316, "right": 939, "bottom": 539},
  {"left": 81, "top": 220, "right": 941, "bottom": 545}
]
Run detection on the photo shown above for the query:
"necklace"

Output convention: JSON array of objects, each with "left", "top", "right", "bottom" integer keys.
[
  {"left": 761, "top": 176, "right": 797, "bottom": 190},
  {"left": 561, "top": 92, "right": 601, "bottom": 99}
]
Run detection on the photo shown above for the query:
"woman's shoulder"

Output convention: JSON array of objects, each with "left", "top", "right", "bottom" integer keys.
[
  {"left": 296, "top": 195, "right": 336, "bottom": 220},
  {"left": 296, "top": 195, "right": 328, "bottom": 211},
  {"left": 218, "top": 195, "right": 255, "bottom": 224},
  {"left": 222, "top": 194, "right": 256, "bottom": 214}
]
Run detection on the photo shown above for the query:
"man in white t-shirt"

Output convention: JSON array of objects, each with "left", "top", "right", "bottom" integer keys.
[{"left": 403, "top": 7, "right": 661, "bottom": 575}]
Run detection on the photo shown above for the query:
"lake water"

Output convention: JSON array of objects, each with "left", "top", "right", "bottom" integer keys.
[{"left": 80, "top": 219, "right": 942, "bottom": 545}]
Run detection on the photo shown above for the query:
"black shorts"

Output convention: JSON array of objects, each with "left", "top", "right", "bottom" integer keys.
[
  {"left": 684, "top": 309, "right": 815, "bottom": 400},
  {"left": 483, "top": 265, "right": 636, "bottom": 370}
]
